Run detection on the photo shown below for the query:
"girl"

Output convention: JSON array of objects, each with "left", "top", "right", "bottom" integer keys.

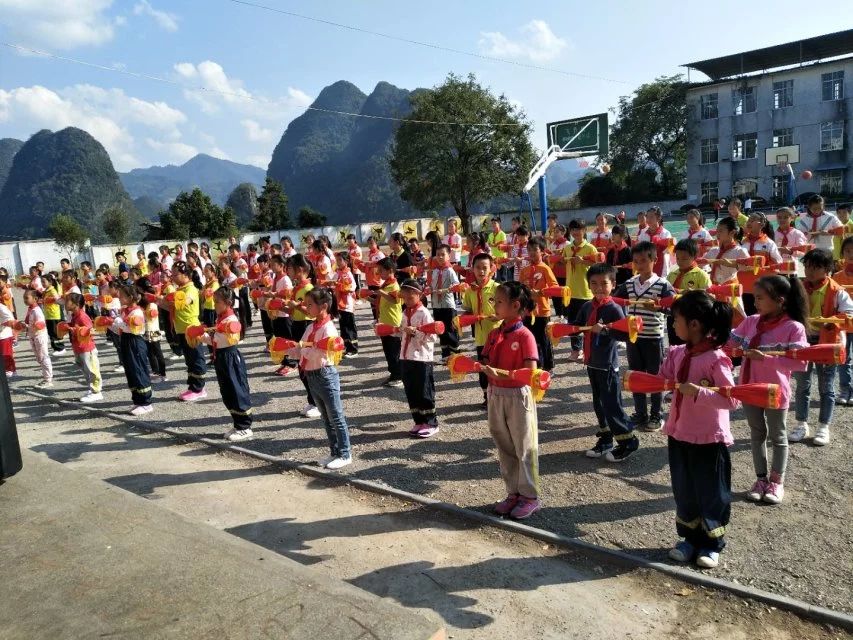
[
  {"left": 774, "top": 207, "right": 808, "bottom": 257},
  {"left": 286, "top": 255, "right": 321, "bottom": 418},
  {"left": 606, "top": 225, "right": 633, "bottom": 286},
  {"left": 0, "top": 277, "right": 15, "bottom": 377},
  {"left": 662, "top": 291, "right": 738, "bottom": 569},
  {"left": 703, "top": 217, "right": 750, "bottom": 318},
  {"left": 201, "top": 263, "right": 220, "bottom": 362},
  {"left": 106, "top": 280, "right": 126, "bottom": 371},
  {"left": 480, "top": 281, "right": 541, "bottom": 520},
  {"left": 136, "top": 277, "right": 167, "bottom": 383},
  {"left": 588, "top": 213, "right": 612, "bottom": 251},
  {"left": 834, "top": 237, "right": 853, "bottom": 406},
  {"left": 728, "top": 275, "right": 808, "bottom": 504},
  {"left": 42, "top": 272, "right": 65, "bottom": 354},
  {"left": 398, "top": 279, "right": 439, "bottom": 438},
  {"left": 269, "top": 255, "right": 295, "bottom": 374},
  {"left": 203, "top": 288, "right": 253, "bottom": 442},
  {"left": 169, "top": 261, "right": 207, "bottom": 402},
  {"left": 740, "top": 212, "right": 783, "bottom": 315},
  {"left": 65, "top": 293, "right": 103, "bottom": 403},
  {"left": 635, "top": 210, "right": 648, "bottom": 242},
  {"left": 364, "top": 237, "right": 385, "bottom": 321},
  {"left": 135, "top": 250, "right": 149, "bottom": 276},
  {"left": 547, "top": 224, "right": 568, "bottom": 316},
  {"left": 682, "top": 209, "right": 713, "bottom": 256},
  {"left": 22, "top": 289, "right": 53, "bottom": 388},
  {"left": 199, "top": 242, "right": 213, "bottom": 267},
  {"left": 333, "top": 252, "right": 359, "bottom": 357},
  {"left": 311, "top": 239, "right": 333, "bottom": 285},
  {"left": 113, "top": 284, "right": 153, "bottom": 416},
  {"left": 282, "top": 236, "right": 297, "bottom": 258},
  {"left": 637, "top": 207, "right": 673, "bottom": 277},
  {"left": 288, "top": 288, "right": 352, "bottom": 469}
]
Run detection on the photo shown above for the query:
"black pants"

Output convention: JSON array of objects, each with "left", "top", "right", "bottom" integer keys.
[
  {"left": 380, "top": 334, "right": 402, "bottom": 380},
  {"left": 339, "top": 311, "right": 358, "bottom": 354},
  {"left": 668, "top": 437, "right": 731, "bottom": 553},
  {"left": 475, "top": 346, "right": 488, "bottom": 393},
  {"left": 291, "top": 319, "right": 314, "bottom": 406},
  {"left": 626, "top": 337, "right": 664, "bottom": 420},
  {"left": 108, "top": 330, "right": 124, "bottom": 367},
  {"left": 368, "top": 285, "right": 380, "bottom": 320},
  {"left": 524, "top": 315, "right": 553, "bottom": 372},
  {"left": 273, "top": 315, "right": 295, "bottom": 366},
  {"left": 259, "top": 309, "right": 273, "bottom": 342},
  {"left": 202, "top": 309, "right": 217, "bottom": 358},
  {"left": 238, "top": 288, "right": 252, "bottom": 337},
  {"left": 551, "top": 274, "right": 567, "bottom": 317},
  {"left": 400, "top": 360, "right": 437, "bottom": 427},
  {"left": 178, "top": 333, "right": 206, "bottom": 392},
  {"left": 432, "top": 307, "right": 460, "bottom": 358},
  {"left": 160, "top": 310, "right": 182, "bottom": 357},
  {"left": 564, "top": 298, "right": 587, "bottom": 352},
  {"left": 120, "top": 333, "right": 151, "bottom": 406},
  {"left": 588, "top": 367, "right": 633, "bottom": 442},
  {"left": 214, "top": 346, "right": 253, "bottom": 430},
  {"left": 46, "top": 319, "right": 64, "bottom": 352},
  {"left": 146, "top": 340, "right": 166, "bottom": 377}
]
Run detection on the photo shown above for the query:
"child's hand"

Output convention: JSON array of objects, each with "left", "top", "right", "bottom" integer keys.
[
  {"left": 481, "top": 365, "right": 500, "bottom": 379},
  {"left": 530, "top": 290, "right": 541, "bottom": 300},
  {"left": 403, "top": 326, "right": 417, "bottom": 336},
  {"left": 678, "top": 382, "right": 701, "bottom": 397},
  {"left": 744, "top": 349, "right": 767, "bottom": 361},
  {"left": 590, "top": 322, "right": 606, "bottom": 334}
]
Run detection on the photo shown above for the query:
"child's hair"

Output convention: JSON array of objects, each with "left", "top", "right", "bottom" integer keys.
[
  {"left": 511, "top": 215, "right": 521, "bottom": 224},
  {"left": 775, "top": 206, "right": 795, "bottom": 218},
  {"left": 471, "top": 252, "right": 493, "bottom": 267},
  {"left": 306, "top": 287, "right": 337, "bottom": 318},
  {"left": 526, "top": 236, "right": 546, "bottom": 252},
  {"left": 424, "top": 230, "right": 440, "bottom": 256},
  {"left": 646, "top": 206, "right": 663, "bottom": 220},
  {"left": 686, "top": 209, "right": 705, "bottom": 226},
  {"left": 716, "top": 216, "right": 742, "bottom": 241},
  {"left": 567, "top": 218, "right": 586, "bottom": 231},
  {"left": 115, "top": 251, "right": 126, "bottom": 260},
  {"left": 554, "top": 223, "right": 566, "bottom": 236},
  {"left": 135, "top": 276, "right": 156, "bottom": 295},
  {"left": 23, "top": 288, "right": 42, "bottom": 302},
  {"left": 841, "top": 236, "right": 853, "bottom": 256},
  {"left": 610, "top": 224, "right": 632, "bottom": 247},
  {"left": 214, "top": 286, "right": 235, "bottom": 307},
  {"left": 631, "top": 241, "right": 655, "bottom": 260},
  {"left": 755, "top": 275, "right": 808, "bottom": 327},
  {"left": 271, "top": 243, "right": 282, "bottom": 253},
  {"left": 130, "top": 267, "right": 143, "bottom": 279},
  {"left": 671, "top": 290, "right": 732, "bottom": 347},
  {"left": 748, "top": 212, "right": 774, "bottom": 237},
  {"left": 837, "top": 202, "right": 851, "bottom": 214},
  {"left": 81, "top": 260, "right": 92, "bottom": 269},
  {"left": 203, "top": 262, "right": 221, "bottom": 279},
  {"left": 729, "top": 197, "right": 742, "bottom": 210},
  {"left": 491, "top": 216, "right": 501, "bottom": 223},
  {"left": 497, "top": 281, "right": 535, "bottom": 316},
  {"left": 43, "top": 272, "right": 59, "bottom": 289},
  {"left": 282, "top": 236, "right": 294, "bottom": 247},
  {"left": 311, "top": 238, "right": 325, "bottom": 252},
  {"left": 171, "top": 260, "right": 191, "bottom": 278},
  {"left": 287, "top": 253, "right": 313, "bottom": 278},
  {"left": 674, "top": 238, "right": 698, "bottom": 258},
  {"left": 437, "top": 243, "right": 452, "bottom": 254},
  {"left": 802, "top": 248, "right": 834, "bottom": 272},
  {"left": 228, "top": 243, "right": 241, "bottom": 254},
  {"left": 548, "top": 213, "right": 558, "bottom": 221},
  {"left": 390, "top": 232, "right": 408, "bottom": 249},
  {"left": 346, "top": 233, "right": 357, "bottom": 241},
  {"left": 516, "top": 226, "right": 530, "bottom": 237},
  {"left": 807, "top": 194, "right": 824, "bottom": 208},
  {"left": 65, "top": 292, "right": 84, "bottom": 309},
  {"left": 586, "top": 262, "right": 616, "bottom": 283},
  {"left": 117, "top": 283, "right": 141, "bottom": 304},
  {"left": 269, "top": 255, "right": 285, "bottom": 267},
  {"left": 376, "top": 257, "right": 396, "bottom": 273},
  {"left": 335, "top": 251, "right": 352, "bottom": 268}
]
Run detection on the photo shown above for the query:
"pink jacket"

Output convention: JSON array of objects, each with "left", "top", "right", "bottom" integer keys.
[
  {"left": 660, "top": 346, "right": 739, "bottom": 446},
  {"left": 729, "top": 315, "right": 808, "bottom": 409}
]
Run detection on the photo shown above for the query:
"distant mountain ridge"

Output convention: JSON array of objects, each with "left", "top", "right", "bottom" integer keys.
[{"left": 0, "top": 138, "right": 23, "bottom": 193}]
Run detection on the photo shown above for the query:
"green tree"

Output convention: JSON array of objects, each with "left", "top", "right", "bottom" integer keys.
[
  {"left": 226, "top": 182, "right": 260, "bottom": 229},
  {"left": 250, "top": 177, "right": 290, "bottom": 231},
  {"left": 390, "top": 73, "right": 534, "bottom": 234},
  {"left": 297, "top": 206, "right": 327, "bottom": 228},
  {"left": 209, "top": 206, "right": 238, "bottom": 241},
  {"left": 102, "top": 206, "right": 131, "bottom": 246},
  {"left": 48, "top": 213, "right": 89, "bottom": 263},
  {"left": 159, "top": 188, "right": 233, "bottom": 240}
]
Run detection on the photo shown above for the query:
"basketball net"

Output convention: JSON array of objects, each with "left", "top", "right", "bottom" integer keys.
[{"left": 777, "top": 162, "right": 794, "bottom": 177}]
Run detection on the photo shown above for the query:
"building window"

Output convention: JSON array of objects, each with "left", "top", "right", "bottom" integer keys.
[
  {"left": 732, "top": 133, "right": 758, "bottom": 161},
  {"left": 733, "top": 179, "right": 758, "bottom": 198},
  {"left": 822, "top": 71, "right": 844, "bottom": 101},
  {"left": 732, "top": 87, "right": 756, "bottom": 115},
  {"left": 820, "top": 121, "right": 845, "bottom": 151},
  {"left": 700, "top": 138, "right": 718, "bottom": 164},
  {"left": 772, "top": 128, "right": 793, "bottom": 147},
  {"left": 772, "top": 176, "right": 789, "bottom": 202},
  {"left": 773, "top": 80, "right": 794, "bottom": 109},
  {"left": 700, "top": 182, "right": 718, "bottom": 204},
  {"left": 820, "top": 170, "right": 843, "bottom": 195},
  {"left": 700, "top": 93, "right": 718, "bottom": 120}
]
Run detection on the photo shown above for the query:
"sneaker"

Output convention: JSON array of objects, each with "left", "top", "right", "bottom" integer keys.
[
  {"left": 224, "top": 428, "right": 254, "bottom": 442},
  {"left": 34, "top": 380, "right": 54, "bottom": 389},
  {"left": 325, "top": 456, "right": 352, "bottom": 470},
  {"left": 835, "top": 396, "right": 850, "bottom": 406},
  {"left": 628, "top": 413, "right": 649, "bottom": 431},
  {"left": 812, "top": 423, "right": 830, "bottom": 446},
  {"left": 746, "top": 478, "right": 769, "bottom": 502},
  {"left": 409, "top": 423, "right": 423, "bottom": 435},
  {"left": 494, "top": 494, "right": 520, "bottom": 516},
  {"left": 343, "top": 351, "right": 358, "bottom": 359},
  {"left": 274, "top": 365, "right": 294, "bottom": 377},
  {"left": 317, "top": 455, "right": 337, "bottom": 468},
  {"left": 383, "top": 378, "right": 403, "bottom": 388},
  {"left": 52, "top": 348, "right": 66, "bottom": 356},
  {"left": 5, "top": 371, "right": 16, "bottom": 379},
  {"left": 170, "top": 354, "right": 183, "bottom": 360},
  {"left": 130, "top": 405, "right": 153, "bottom": 417},
  {"left": 179, "top": 389, "right": 207, "bottom": 402},
  {"left": 585, "top": 437, "right": 614, "bottom": 458},
  {"left": 414, "top": 425, "right": 439, "bottom": 439},
  {"left": 569, "top": 350, "right": 582, "bottom": 362},
  {"left": 642, "top": 416, "right": 664, "bottom": 432},
  {"left": 113, "top": 365, "right": 124, "bottom": 372},
  {"left": 80, "top": 391, "right": 103, "bottom": 403},
  {"left": 668, "top": 540, "right": 695, "bottom": 563},
  {"left": 695, "top": 550, "right": 720, "bottom": 569},
  {"left": 788, "top": 421, "right": 809, "bottom": 442},
  {"left": 304, "top": 406, "right": 321, "bottom": 419},
  {"left": 150, "top": 373, "right": 162, "bottom": 383},
  {"left": 763, "top": 481, "right": 785, "bottom": 504},
  {"left": 510, "top": 496, "right": 542, "bottom": 520},
  {"left": 605, "top": 437, "right": 639, "bottom": 462}
]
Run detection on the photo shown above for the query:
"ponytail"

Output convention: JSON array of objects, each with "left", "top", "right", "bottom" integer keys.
[
  {"left": 671, "top": 290, "right": 732, "bottom": 347},
  {"left": 754, "top": 274, "right": 808, "bottom": 327},
  {"left": 498, "top": 281, "right": 535, "bottom": 316}
]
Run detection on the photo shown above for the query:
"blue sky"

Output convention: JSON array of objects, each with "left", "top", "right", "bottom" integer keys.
[{"left": 1, "top": 1, "right": 850, "bottom": 171}]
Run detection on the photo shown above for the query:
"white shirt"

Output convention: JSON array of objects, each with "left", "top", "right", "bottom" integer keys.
[
  {"left": 444, "top": 233, "right": 463, "bottom": 263},
  {"left": 775, "top": 227, "right": 808, "bottom": 252},
  {"left": 289, "top": 319, "right": 339, "bottom": 371},
  {"left": 794, "top": 212, "right": 842, "bottom": 252},
  {"left": 741, "top": 236, "right": 783, "bottom": 265},
  {"left": 400, "top": 305, "right": 437, "bottom": 363},
  {"left": 703, "top": 244, "right": 751, "bottom": 284},
  {"left": 0, "top": 303, "right": 15, "bottom": 340},
  {"left": 637, "top": 226, "right": 674, "bottom": 276}
]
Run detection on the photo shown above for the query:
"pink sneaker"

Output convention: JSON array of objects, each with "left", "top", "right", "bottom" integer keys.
[
  {"left": 409, "top": 423, "right": 423, "bottom": 435},
  {"left": 763, "top": 481, "right": 785, "bottom": 505},
  {"left": 179, "top": 389, "right": 208, "bottom": 402},
  {"left": 510, "top": 496, "right": 542, "bottom": 520},
  {"left": 746, "top": 478, "right": 769, "bottom": 502},
  {"left": 494, "top": 494, "right": 520, "bottom": 516}
]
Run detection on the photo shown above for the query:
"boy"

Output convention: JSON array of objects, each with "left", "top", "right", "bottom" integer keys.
[
  {"left": 548, "top": 224, "right": 568, "bottom": 316},
  {"left": 429, "top": 245, "right": 461, "bottom": 361},
  {"left": 575, "top": 263, "right": 638, "bottom": 461},
  {"left": 789, "top": 249, "right": 853, "bottom": 446},
  {"left": 399, "top": 279, "right": 440, "bottom": 438},
  {"left": 614, "top": 241, "right": 676, "bottom": 432},
  {"left": 443, "top": 219, "right": 463, "bottom": 264},
  {"left": 794, "top": 194, "right": 842, "bottom": 253},
  {"left": 519, "top": 237, "right": 558, "bottom": 372},
  {"left": 510, "top": 226, "right": 530, "bottom": 281},
  {"left": 545, "top": 213, "right": 559, "bottom": 246},
  {"left": 346, "top": 234, "right": 364, "bottom": 289},
  {"left": 833, "top": 203, "right": 853, "bottom": 264},
  {"left": 462, "top": 252, "right": 501, "bottom": 409},
  {"left": 65, "top": 293, "right": 103, "bottom": 402},
  {"left": 637, "top": 207, "right": 673, "bottom": 277},
  {"left": 726, "top": 198, "right": 749, "bottom": 231},
  {"left": 834, "top": 237, "right": 853, "bottom": 405},
  {"left": 562, "top": 219, "right": 599, "bottom": 361},
  {"left": 376, "top": 258, "right": 403, "bottom": 388},
  {"left": 666, "top": 239, "right": 710, "bottom": 346},
  {"left": 487, "top": 217, "right": 508, "bottom": 281}
]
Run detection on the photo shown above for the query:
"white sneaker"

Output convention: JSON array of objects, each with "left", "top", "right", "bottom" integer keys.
[
  {"left": 170, "top": 354, "right": 183, "bottom": 360},
  {"left": 304, "top": 406, "right": 321, "bottom": 419},
  {"left": 113, "top": 365, "right": 124, "bottom": 372},
  {"left": 325, "top": 456, "right": 352, "bottom": 470},
  {"left": 318, "top": 455, "right": 336, "bottom": 468},
  {"left": 52, "top": 348, "right": 67, "bottom": 356},
  {"left": 34, "top": 380, "right": 54, "bottom": 389},
  {"left": 80, "top": 392, "right": 103, "bottom": 403},
  {"left": 788, "top": 422, "right": 809, "bottom": 442},
  {"left": 5, "top": 371, "right": 16, "bottom": 379},
  {"left": 224, "top": 428, "right": 253, "bottom": 442},
  {"left": 130, "top": 405, "right": 153, "bottom": 417},
  {"left": 812, "top": 423, "right": 830, "bottom": 446}
]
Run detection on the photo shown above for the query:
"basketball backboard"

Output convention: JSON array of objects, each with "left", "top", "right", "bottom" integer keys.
[
  {"left": 765, "top": 144, "right": 800, "bottom": 166},
  {"left": 546, "top": 113, "right": 609, "bottom": 156}
]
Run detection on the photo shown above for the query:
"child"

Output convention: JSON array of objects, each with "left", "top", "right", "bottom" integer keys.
[
  {"left": 682, "top": 209, "right": 713, "bottom": 256},
  {"left": 398, "top": 279, "right": 439, "bottom": 438},
  {"left": 667, "top": 238, "right": 711, "bottom": 346},
  {"left": 794, "top": 194, "right": 842, "bottom": 254},
  {"left": 253, "top": 255, "right": 274, "bottom": 344},
  {"left": 346, "top": 234, "right": 364, "bottom": 290},
  {"left": 443, "top": 219, "right": 463, "bottom": 264},
  {"left": 65, "top": 293, "right": 103, "bottom": 403},
  {"left": 606, "top": 225, "right": 633, "bottom": 286},
  {"left": 429, "top": 244, "right": 461, "bottom": 361},
  {"left": 519, "top": 237, "right": 557, "bottom": 372},
  {"left": 789, "top": 249, "right": 853, "bottom": 446},
  {"left": 0, "top": 278, "right": 15, "bottom": 377},
  {"left": 729, "top": 275, "right": 808, "bottom": 504},
  {"left": 774, "top": 207, "right": 808, "bottom": 257},
  {"left": 663, "top": 290, "right": 738, "bottom": 569},
  {"left": 635, "top": 210, "right": 648, "bottom": 241},
  {"left": 375, "top": 257, "right": 403, "bottom": 388},
  {"left": 286, "top": 254, "right": 321, "bottom": 418},
  {"left": 588, "top": 213, "right": 612, "bottom": 251},
  {"left": 614, "top": 242, "right": 676, "bottom": 432},
  {"left": 462, "top": 253, "right": 501, "bottom": 409},
  {"left": 112, "top": 284, "right": 153, "bottom": 416},
  {"left": 23, "top": 289, "right": 53, "bottom": 388},
  {"left": 562, "top": 219, "right": 599, "bottom": 360},
  {"left": 576, "top": 263, "right": 638, "bottom": 461},
  {"left": 168, "top": 261, "right": 207, "bottom": 402},
  {"left": 364, "top": 237, "right": 385, "bottom": 320},
  {"left": 480, "top": 281, "right": 541, "bottom": 520},
  {"left": 136, "top": 277, "right": 167, "bottom": 383},
  {"left": 135, "top": 250, "right": 148, "bottom": 276},
  {"left": 203, "top": 288, "right": 253, "bottom": 442},
  {"left": 510, "top": 226, "right": 530, "bottom": 281},
  {"left": 703, "top": 217, "right": 750, "bottom": 317},
  {"left": 726, "top": 198, "right": 749, "bottom": 230},
  {"left": 289, "top": 288, "right": 352, "bottom": 469},
  {"left": 740, "top": 212, "right": 782, "bottom": 315},
  {"left": 106, "top": 280, "right": 126, "bottom": 372},
  {"left": 487, "top": 217, "right": 508, "bottom": 281},
  {"left": 637, "top": 207, "right": 673, "bottom": 277},
  {"left": 311, "top": 239, "right": 333, "bottom": 285},
  {"left": 158, "top": 272, "right": 183, "bottom": 361},
  {"left": 334, "top": 252, "right": 359, "bottom": 357},
  {"left": 547, "top": 224, "right": 568, "bottom": 316},
  {"left": 270, "top": 255, "right": 296, "bottom": 374},
  {"left": 201, "top": 262, "right": 221, "bottom": 329},
  {"left": 834, "top": 203, "right": 853, "bottom": 265},
  {"left": 834, "top": 236, "right": 853, "bottom": 405}
]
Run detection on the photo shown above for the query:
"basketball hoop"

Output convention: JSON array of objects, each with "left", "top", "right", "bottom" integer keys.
[{"left": 777, "top": 162, "right": 793, "bottom": 177}]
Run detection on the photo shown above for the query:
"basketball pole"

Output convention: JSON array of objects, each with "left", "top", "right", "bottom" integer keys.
[{"left": 538, "top": 175, "right": 548, "bottom": 234}]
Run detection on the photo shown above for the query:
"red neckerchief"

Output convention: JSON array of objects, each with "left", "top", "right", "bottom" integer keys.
[
  {"left": 481, "top": 318, "right": 523, "bottom": 362},
  {"left": 401, "top": 302, "right": 423, "bottom": 355},
  {"left": 122, "top": 304, "right": 140, "bottom": 323},
  {"left": 672, "top": 338, "right": 717, "bottom": 421},
  {"left": 299, "top": 315, "right": 331, "bottom": 371},
  {"left": 741, "top": 313, "right": 785, "bottom": 383},
  {"left": 583, "top": 296, "right": 612, "bottom": 363},
  {"left": 778, "top": 227, "right": 792, "bottom": 247},
  {"left": 472, "top": 280, "right": 491, "bottom": 315},
  {"left": 803, "top": 277, "right": 829, "bottom": 295},
  {"left": 383, "top": 276, "right": 397, "bottom": 289},
  {"left": 808, "top": 212, "right": 821, "bottom": 233},
  {"left": 25, "top": 304, "right": 37, "bottom": 326},
  {"left": 746, "top": 233, "right": 766, "bottom": 255},
  {"left": 211, "top": 310, "right": 237, "bottom": 360},
  {"left": 672, "top": 263, "right": 698, "bottom": 290},
  {"left": 648, "top": 225, "right": 663, "bottom": 239},
  {"left": 687, "top": 227, "right": 702, "bottom": 238},
  {"left": 711, "top": 242, "right": 736, "bottom": 282}
]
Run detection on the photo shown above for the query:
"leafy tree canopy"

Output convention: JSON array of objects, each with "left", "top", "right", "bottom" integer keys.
[
  {"left": 49, "top": 213, "right": 89, "bottom": 262},
  {"left": 297, "top": 206, "right": 327, "bottom": 228},
  {"left": 250, "top": 177, "right": 290, "bottom": 231},
  {"left": 102, "top": 206, "right": 131, "bottom": 246},
  {"left": 159, "top": 187, "right": 237, "bottom": 241}
]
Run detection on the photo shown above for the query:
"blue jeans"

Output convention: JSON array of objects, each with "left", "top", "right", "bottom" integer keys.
[
  {"left": 838, "top": 334, "right": 853, "bottom": 400},
  {"left": 305, "top": 366, "right": 351, "bottom": 458},
  {"left": 793, "top": 363, "right": 837, "bottom": 425}
]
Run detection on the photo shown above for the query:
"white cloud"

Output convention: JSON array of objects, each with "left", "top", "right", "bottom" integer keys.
[
  {"left": 478, "top": 19, "right": 568, "bottom": 63},
  {"left": 145, "top": 139, "right": 198, "bottom": 164},
  {"left": 245, "top": 154, "right": 270, "bottom": 169},
  {"left": 208, "top": 146, "right": 231, "bottom": 161},
  {"left": 132, "top": 0, "right": 179, "bottom": 32},
  {"left": 0, "top": 0, "right": 117, "bottom": 49},
  {"left": 241, "top": 119, "right": 275, "bottom": 143}
]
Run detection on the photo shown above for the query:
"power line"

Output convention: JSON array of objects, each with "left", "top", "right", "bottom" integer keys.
[{"left": 225, "top": 0, "right": 631, "bottom": 85}]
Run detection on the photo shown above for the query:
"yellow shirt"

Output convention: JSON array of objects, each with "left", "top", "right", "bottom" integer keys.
[
  {"left": 173, "top": 282, "right": 201, "bottom": 334},
  {"left": 667, "top": 266, "right": 711, "bottom": 291},
  {"left": 487, "top": 230, "right": 507, "bottom": 259},
  {"left": 43, "top": 285, "right": 62, "bottom": 321},
  {"left": 833, "top": 220, "right": 853, "bottom": 260},
  {"left": 462, "top": 279, "right": 500, "bottom": 346},
  {"left": 202, "top": 280, "right": 220, "bottom": 311},
  {"left": 291, "top": 280, "right": 315, "bottom": 322},
  {"left": 378, "top": 280, "right": 402, "bottom": 327},
  {"left": 561, "top": 240, "right": 599, "bottom": 300}
]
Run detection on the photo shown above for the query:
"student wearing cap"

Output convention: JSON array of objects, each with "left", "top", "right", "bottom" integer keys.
[{"left": 398, "top": 279, "right": 440, "bottom": 438}]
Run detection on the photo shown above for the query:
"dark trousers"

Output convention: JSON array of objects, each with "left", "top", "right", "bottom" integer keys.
[
  {"left": 667, "top": 437, "right": 731, "bottom": 553},
  {"left": 368, "top": 285, "right": 380, "bottom": 320},
  {"left": 178, "top": 333, "right": 206, "bottom": 392},
  {"left": 380, "top": 335, "right": 402, "bottom": 380},
  {"left": 202, "top": 309, "right": 217, "bottom": 357},
  {"left": 400, "top": 360, "right": 437, "bottom": 427},
  {"left": 627, "top": 337, "right": 664, "bottom": 420},
  {"left": 339, "top": 311, "right": 358, "bottom": 353},
  {"left": 160, "top": 310, "right": 182, "bottom": 356},
  {"left": 214, "top": 346, "right": 253, "bottom": 430},
  {"left": 273, "top": 315, "right": 295, "bottom": 365},
  {"left": 432, "top": 307, "right": 460, "bottom": 358},
  {"left": 120, "top": 333, "right": 152, "bottom": 406},
  {"left": 260, "top": 309, "right": 273, "bottom": 342},
  {"left": 46, "top": 319, "right": 64, "bottom": 352},
  {"left": 588, "top": 367, "right": 633, "bottom": 442},
  {"left": 524, "top": 315, "right": 553, "bottom": 372},
  {"left": 108, "top": 330, "right": 124, "bottom": 367},
  {"left": 475, "top": 346, "right": 488, "bottom": 394},
  {"left": 238, "top": 288, "right": 252, "bottom": 337},
  {"left": 146, "top": 340, "right": 166, "bottom": 377},
  {"left": 291, "top": 319, "right": 315, "bottom": 406},
  {"left": 551, "top": 275, "right": 567, "bottom": 317},
  {"left": 564, "top": 298, "right": 588, "bottom": 352}
]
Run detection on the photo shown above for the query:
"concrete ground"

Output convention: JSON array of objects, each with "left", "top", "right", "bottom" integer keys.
[{"left": 10, "top": 397, "right": 849, "bottom": 640}]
